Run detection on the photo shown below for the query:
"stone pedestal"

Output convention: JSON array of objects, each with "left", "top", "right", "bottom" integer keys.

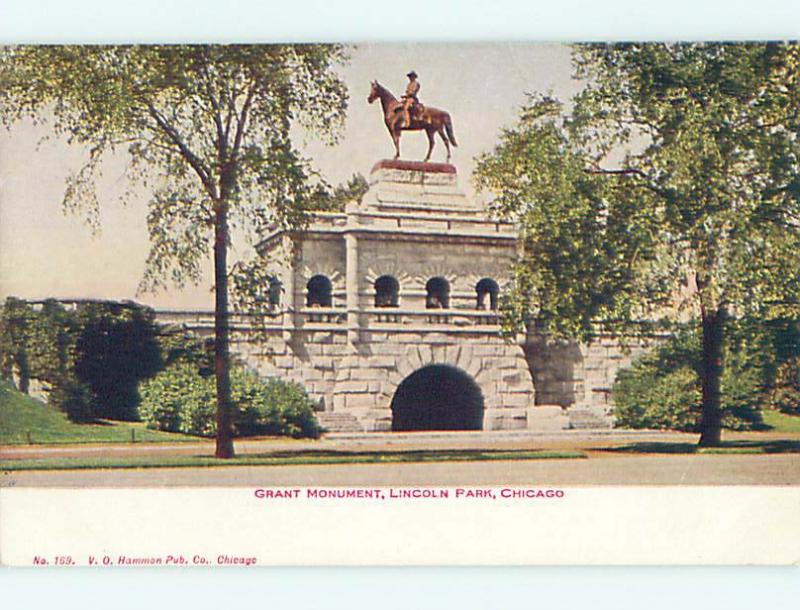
[{"left": 361, "top": 159, "right": 483, "bottom": 217}]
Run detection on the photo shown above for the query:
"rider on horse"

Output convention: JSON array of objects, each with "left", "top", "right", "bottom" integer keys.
[
  {"left": 367, "top": 75, "right": 457, "bottom": 163},
  {"left": 401, "top": 71, "right": 421, "bottom": 128}
]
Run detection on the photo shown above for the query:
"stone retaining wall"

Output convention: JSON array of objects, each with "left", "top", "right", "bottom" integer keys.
[
  {"left": 524, "top": 331, "right": 664, "bottom": 425},
  {"left": 231, "top": 326, "right": 534, "bottom": 432}
]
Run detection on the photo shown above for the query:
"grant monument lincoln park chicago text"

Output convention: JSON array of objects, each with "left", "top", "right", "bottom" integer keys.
[{"left": 158, "top": 75, "right": 649, "bottom": 434}]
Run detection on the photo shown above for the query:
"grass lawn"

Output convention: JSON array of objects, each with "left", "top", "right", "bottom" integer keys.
[
  {"left": 761, "top": 409, "right": 800, "bottom": 434},
  {"left": 0, "top": 382, "right": 197, "bottom": 445},
  {"left": 0, "top": 449, "right": 588, "bottom": 471},
  {"left": 602, "top": 439, "right": 800, "bottom": 455}
]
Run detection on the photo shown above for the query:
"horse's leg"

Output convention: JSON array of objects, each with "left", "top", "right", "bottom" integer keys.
[
  {"left": 424, "top": 128, "right": 435, "bottom": 162},
  {"left": 384, "top": 119, "right": 400, "bottom": 160},
  {"left": 438, "top": 126, "right": 451, "bottom": 163},
  {"left": 392, "top": 129, "right": 401, "bottom": 160}
]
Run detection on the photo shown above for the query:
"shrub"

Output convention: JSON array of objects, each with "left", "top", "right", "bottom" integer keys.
[
  {"left": 138, "top": 363, "right": 215, "bottom": 436},
  {"left": 771, "top": 357, "right": 800, "bottom": 414},
  {"left": 156, "top": 329, "right": 214, "bottom": 375},
  {"left": 235, "top": 371, "right": 321, "bottom": 439},
  {"left": 139, "top": 364, "right": 320, "bottom": 439},
  {"left": 612, "top": 325, "right": 766, "bottom": 431},
  {"left": 1, "top": 298, "right": 164, "bottom": 422},
  {"left": 49, "top": 378, "right": 94, "bottom": 423},
  {"left": 0, "top": 297, "right": 33, "bottom": 392},
  {"left": 720, "top": 344, "right": 770, "bottom": 430},
  {"left": 614, "top": 365, "right": 701, "bottom": 431},
  {"left": 73, "top": 302, "right": 162, "bottom": 421}
]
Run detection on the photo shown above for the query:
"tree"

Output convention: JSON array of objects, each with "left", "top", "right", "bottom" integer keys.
[
  {"left": 72, "top": 301, "right": 163, "bottom": 421},
  {"left": 307, "top": 173, "right": 369, "bottom": 212},
  {"left": 475, "top": 43, "right": 800, "bottom": 446},
  {"left": 0, "top": 297, "right": 34, "bottom": 393},
  {"left": 0, "top": 45, "right": 349, "bottom": 457}
]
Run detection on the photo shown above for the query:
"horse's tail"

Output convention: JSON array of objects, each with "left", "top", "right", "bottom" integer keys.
[{"left": 444, "top": 114, "right": 458, "bottom": 147}]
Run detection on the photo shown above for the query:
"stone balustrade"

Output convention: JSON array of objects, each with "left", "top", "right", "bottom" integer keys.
[{"left": 155, "top": 307, "right": 501, "bottom": 333}]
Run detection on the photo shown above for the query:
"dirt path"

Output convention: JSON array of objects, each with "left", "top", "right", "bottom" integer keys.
[
  {"left": 4, "top": 429, "right": 799, "bottom": 487},
  {"left": 0, "top": 429, "right": 703, "bottom": 460}
]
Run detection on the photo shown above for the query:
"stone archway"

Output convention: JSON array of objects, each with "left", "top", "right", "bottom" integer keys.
[
  {"left": 381, "top": 343, "right": 501, "bottom": 415},
  {"left": 391, "top": 364, "right": 484, "bottom": 431},
  {"left": 318, "top": 340, "right": 535, "bottom": 432}
]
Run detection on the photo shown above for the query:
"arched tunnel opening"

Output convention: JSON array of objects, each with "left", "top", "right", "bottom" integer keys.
[{"left": 390, "top": 364, "right": 484, "bottom": 431}]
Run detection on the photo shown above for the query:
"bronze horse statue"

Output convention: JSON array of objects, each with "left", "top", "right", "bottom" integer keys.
[{"left": 368, "top": 81, "right": 458, "bottom": 163}]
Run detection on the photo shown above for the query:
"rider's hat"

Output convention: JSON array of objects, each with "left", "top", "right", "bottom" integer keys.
[{"left": 407, "top": 70, "right": 418, "bottom": 79}]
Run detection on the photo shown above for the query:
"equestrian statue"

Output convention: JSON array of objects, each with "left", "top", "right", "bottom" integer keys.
[{"left": 368, "top": 71, "right": 458, "bottom": 163}]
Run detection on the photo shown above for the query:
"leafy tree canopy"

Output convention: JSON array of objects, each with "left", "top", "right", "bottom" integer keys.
[
  {"left": 476, "top": 43, "right": 800, "bottom": 338},
  {"left": 475, "top": 95, "right": 671, "bottom": 340},
  {"left": 475, "top": 42, "right": 800, "bottom": 445},
  {"left": 307, "top": 173, "right": 369, "bottom": 212},
  {"left": 0, "top": 44, "right": 349, "bottom": 290},
  {"left": 0, "top": 44, "right": 350, "bottom": 457}
]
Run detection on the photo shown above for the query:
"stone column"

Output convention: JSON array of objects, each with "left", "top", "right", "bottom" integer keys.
[{"left": 345, "top": 232, "right": 360, "bottom": 345}]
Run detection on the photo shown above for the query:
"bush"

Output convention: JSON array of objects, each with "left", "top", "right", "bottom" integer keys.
[
  {"left": 612, "top": 325, "right": 766, "bottom": 431},
  {"left": 49, "top": 378, "right": 94, "bottom": 423},
  {"left": 235, "top": 371, "right": 321, "bottom": 439},
  {"left": 720, "top": 343, "right": 770, "bottom": 430},
  {"left": 614, "top": 365, "right": 701, "bottom": 431},
  {"left": 1, "top": 298, "right": 164, "bottom": 422},
  {"left": 73, "top": 302, "right": 162, "bottom": 421},
  {"left": 771, "top": 357, "right": 800, "bottom": 414},
  {"left": 139, "top": 364, "right": 320, "bottom": 439},
  {"left": 138, "top": 363, "right": 215, "bottom": 436},
  {"left": 156, "top": 329, "right": 214, "bottom": 375}
]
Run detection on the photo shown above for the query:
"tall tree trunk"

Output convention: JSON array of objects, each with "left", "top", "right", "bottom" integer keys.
[
  {"left": 698, "top": 304, "right": 726, "bottom": 447},
  {"left": 214, "top": 200, "right": 235, "bottom": 459}
]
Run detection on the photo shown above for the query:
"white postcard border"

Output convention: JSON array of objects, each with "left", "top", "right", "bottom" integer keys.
[{"left": 2, "top": 486, "right": 798, "bottom": 566}]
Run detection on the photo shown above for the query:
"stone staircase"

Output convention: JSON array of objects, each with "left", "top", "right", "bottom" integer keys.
[
  {"left": 316, "top": 412, "right": 364, "bottom": 433},
  {"left": 567, "top": 407, "right": 614, "bottom": 430}
]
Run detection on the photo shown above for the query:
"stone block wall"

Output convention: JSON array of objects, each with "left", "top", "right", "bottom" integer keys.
[
  {"left": 230, "top": 326, "right": 535, "bottom": 432},
  {"left": 164, "top": 317, "right": 666, "bottom": 432},
  {"left": 524, "top": 331, "right": 663, "bottom": 425},
  {"left": 357, "top": 236, "right": 515, "bottom": 311}
]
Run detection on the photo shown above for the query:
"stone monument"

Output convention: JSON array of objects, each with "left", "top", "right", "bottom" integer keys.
[
  {"left": 245, "top": 158, "right": 558, "bottom": 432},
  {"left": 153, "top": 79, "right": 659, "bottom": 432}
]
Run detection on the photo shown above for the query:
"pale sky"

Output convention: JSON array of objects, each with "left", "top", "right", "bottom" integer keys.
[{"left": 0, "top": 43, "right": 580, "bottom": 309}]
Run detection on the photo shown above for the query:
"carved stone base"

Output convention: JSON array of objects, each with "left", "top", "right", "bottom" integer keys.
[{"left": 363, "top": 158, "right": 482, "bottom": 215}]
